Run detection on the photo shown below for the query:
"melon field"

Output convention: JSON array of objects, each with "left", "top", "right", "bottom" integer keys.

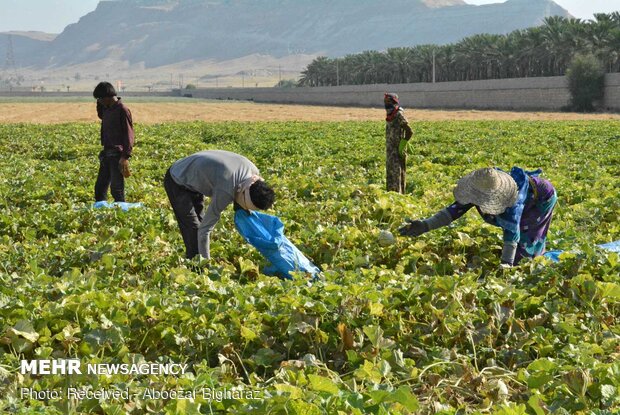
[{"left": 0, "top": 120, "right": 619, "bottom": 414}]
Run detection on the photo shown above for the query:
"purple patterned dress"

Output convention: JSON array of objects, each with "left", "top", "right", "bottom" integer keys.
[{"left": 446, "top": 175, "right": 557, "bottom": 264}]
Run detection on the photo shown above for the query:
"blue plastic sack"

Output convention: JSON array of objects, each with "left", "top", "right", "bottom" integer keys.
[
  {"left": 234, "top": 210, "right": 320, "bottom": 280},
  {"left": 542, "top": 250, "right": 563, "bottom": 262},
  {"left": 599, "top": 241, "right": 620, "bottom": 253},
  {"left": 543, "top": 240, "right": 620, "bottom": 262},
  {"left": 92, "top": 201, "right": 144, "bottom": 211}
]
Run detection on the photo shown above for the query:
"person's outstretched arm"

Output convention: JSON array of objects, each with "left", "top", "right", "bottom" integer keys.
[{"left": 399, "top": 202, "right": 473, "bottom": 237}]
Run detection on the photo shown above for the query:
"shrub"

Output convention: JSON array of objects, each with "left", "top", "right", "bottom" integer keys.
[
  {"left": 275, "top": 79, "right": 298, "bottom": 88},
  {"left": 566, "top": 54, "right": 605, "bottom": 112}
]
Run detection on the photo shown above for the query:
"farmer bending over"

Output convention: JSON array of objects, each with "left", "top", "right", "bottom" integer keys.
[
  {"left": 164, "top": 150, "right": 275, "bottom": 259},
  {"left": 399, "top": 167, "right": 557, "bottom": 266}
]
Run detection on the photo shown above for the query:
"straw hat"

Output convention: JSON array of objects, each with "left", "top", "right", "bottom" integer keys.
[{"left": 453, "top": 168, "right": 518, "bottom": 215}]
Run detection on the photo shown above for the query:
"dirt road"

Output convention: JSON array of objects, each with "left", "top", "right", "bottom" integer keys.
[{"left": 1, "top": 100, "right": 618, "bottom": 123}]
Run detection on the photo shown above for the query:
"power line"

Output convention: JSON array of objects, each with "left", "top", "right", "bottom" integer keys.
[{"left": 3, "top": 35, "right": 20, "bottom": 89}]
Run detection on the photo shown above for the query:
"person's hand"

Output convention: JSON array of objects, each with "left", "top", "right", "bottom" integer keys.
[
  {"left": 398, "top": 139, "right": 409, "bottom": 157},
  {"left": 119, "top": 158, "right": 131, "bottom": 178},
  {"left": 398, "top": 220, "right": 429, "bottom": 237},
  {"left": 499, "top": 262, "right": 512, "bottom": 270}
]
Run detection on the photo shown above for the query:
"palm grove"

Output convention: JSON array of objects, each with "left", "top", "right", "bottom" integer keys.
[{"left": 298, "top": 14, "right": 620, "bottom": 87}]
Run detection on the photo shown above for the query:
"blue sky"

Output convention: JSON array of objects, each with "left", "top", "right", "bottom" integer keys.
[
  {"left": 0, "top": 0, "right": 100, "bottom": 33},
  {"left": 0, "top": 0, "right": 618, "bottom": 33},
  {"left": 466, "top": 0, "right": 620, "bottom": 20}
]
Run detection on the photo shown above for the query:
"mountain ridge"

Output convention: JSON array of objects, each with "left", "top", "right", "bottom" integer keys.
[{"left": 1, "top": 0, "right": 571, "bottom": 70}]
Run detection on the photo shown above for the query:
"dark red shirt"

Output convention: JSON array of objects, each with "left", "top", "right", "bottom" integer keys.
[{"left": 97, "top": 98, "right": 134, "bottom": 159}]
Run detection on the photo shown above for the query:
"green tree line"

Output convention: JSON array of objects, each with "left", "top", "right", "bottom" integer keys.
[{"left": 298, "top": 14, "right": 620, "bottom": 87}]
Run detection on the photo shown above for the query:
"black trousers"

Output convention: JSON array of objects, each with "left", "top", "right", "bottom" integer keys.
[
  {"left": 164, "top": 169, "right": 205, "bottom": 259},
  {"left": 94, "top": 149, "right": 125, "bottom": 202}
]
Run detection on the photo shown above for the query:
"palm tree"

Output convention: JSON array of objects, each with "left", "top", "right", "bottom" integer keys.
[
  {"left": 386, "top": 48, "right": 411, "bottom": 84},
  {"left": 589, "top": 14, "right": 620, "bottom": 73},
  {"left": 299, "top": 13, "right": 620, "bottom": 86}
]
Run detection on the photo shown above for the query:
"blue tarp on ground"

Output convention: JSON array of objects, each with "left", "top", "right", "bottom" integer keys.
[
  {"left": 92, "top": 201, "right": 144, "bottom": 211},
  {"left": 599, "top": 241, "right": 620, "bottom": 253},
  {"left": 543, "top": 240, "right": 620, "bottom": 262},
  {"left": 234, "top": 209, "right": 320, "bottom": 280}
]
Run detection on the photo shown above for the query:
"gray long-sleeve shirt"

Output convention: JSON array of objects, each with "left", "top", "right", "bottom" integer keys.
[{"left": 169, "top": 150, "right": 259, "bottom": 259}]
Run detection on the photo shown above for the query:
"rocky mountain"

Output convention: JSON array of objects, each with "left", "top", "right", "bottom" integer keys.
[{"left": 1, "top": 0, "right": 570, "bottom": 69}]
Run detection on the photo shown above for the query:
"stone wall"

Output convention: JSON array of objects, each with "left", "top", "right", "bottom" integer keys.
[
  {"left": 184, "top": 74, "right": 620, "bottom": 111},
  {"left": 2, "top": 74, "right": 618, "bottom": 111},
  {"left": 603, "top": 73, "right": 620, "bottom": 111}
]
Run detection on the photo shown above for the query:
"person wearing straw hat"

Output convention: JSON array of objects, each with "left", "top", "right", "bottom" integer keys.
[
  {"left": 384, "top": 93, "right": 413, "bottom": 194},
  {"left": 164, "top": 150, "right": 275, "bottom": 260},
  {"left": 399, "top": 167, "right": 558, "bottom": 266}
]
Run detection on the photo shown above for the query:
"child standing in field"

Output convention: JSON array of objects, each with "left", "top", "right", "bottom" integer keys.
[
  {"left": 93, "top": 82, "right": 134, "bottom": 202},
  {"left": 384, "top": 93, "right": 413, "bottom": 194}
]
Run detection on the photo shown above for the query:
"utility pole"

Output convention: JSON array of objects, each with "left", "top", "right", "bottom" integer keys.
[
  {"left": 432, "top": 49, "right": 436, "bottom": 84},
  {"left": 278, "top": 65, "right": 282, "bottom": 86},
  {"left": 336, "top": 60, "right": 340, "bottom": 86}
]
